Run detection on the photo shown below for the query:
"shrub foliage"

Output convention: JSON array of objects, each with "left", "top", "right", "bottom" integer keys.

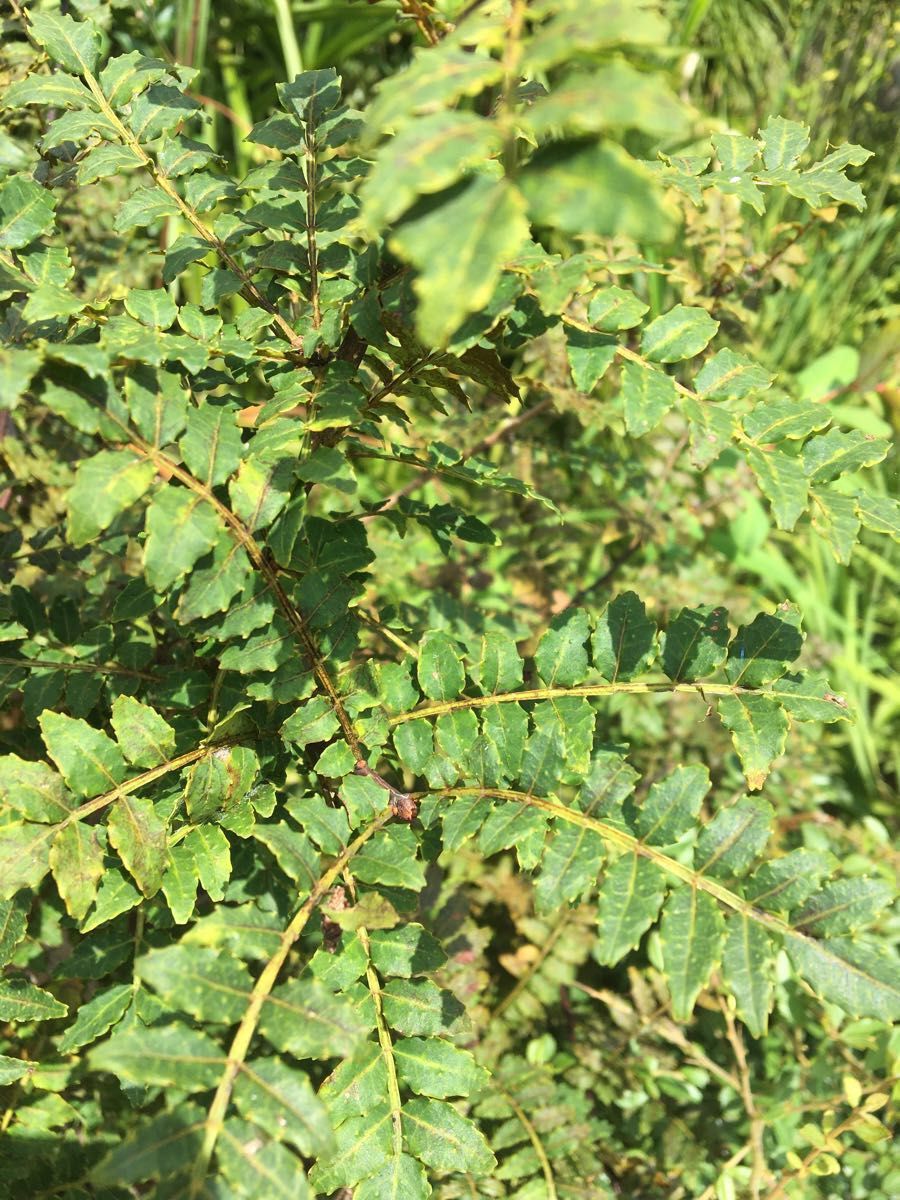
[{"left": 0, "top": 3, "right": 897, "bottom": 1197}]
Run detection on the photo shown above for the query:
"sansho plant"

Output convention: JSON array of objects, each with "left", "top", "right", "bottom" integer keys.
[{"left": 0, "top": 3, "right": 897, "bottom": 1197}]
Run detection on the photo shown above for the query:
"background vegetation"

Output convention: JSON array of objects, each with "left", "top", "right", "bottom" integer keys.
[{"left": 0, "top": 1, "right": 897, "bottom": 1198}]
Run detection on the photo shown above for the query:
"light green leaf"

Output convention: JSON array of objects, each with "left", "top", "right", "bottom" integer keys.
[
  {"left": 234, "top": 1057, "right": 333, "bottom": 1157},
  {"left": 319, "top": 1042, "right": 387, "bottom": 1124},
  {"left": 588, "top": 285, "right": 648, "bottom": 331},
  {"left": 66, "top": 451, "right": 156, "bottom": 547},
  {"left": 89, "top": 1022, "right": 224, "bottom": 1090},
  {"left": 39, "top": 711, "right": 127, "bottom": 798},
  {"left": 124, "top": 366, "right": 189, "bottom": 447},
  {"left": 535, "top": 819, "right": 605, "bottom": 913},
  {"left": 124, "top": 288, "right": 177, "bottom": 328},
  {"left": 0, "top": 755, "right": 73, "bottom": 822},
  {"left": 695, "top": 797, "right": 773, "bottom": 877},
  {"left": 0, "top": 897, "right": 28, "bottom": 966},
  {"left": 810, "top": 489, "right": 860, "bottom": 564},
  {"left": 0, "top": 824, "right": 52, "bottom": 898},
  {"left": 855, "top": 490, "right": 900, "bottom": 540},
  {"left": 0, "top": 175, "right": 56, "bottom": 249},
  {"left": 660, "top": 886, "right": 725, "bottom": 1020},
  {"left": 694, "top": 349, "right": 772, "bottom": 399},
  {"left": 662, "top": 604, "right": 729, "bottom": 681},
  {"left": 722, "top": 916, "right": 773, "bottom": 1037},
  {"left": 619, "top": 358, "right": 678, "bottom": 435},
  {"left": 635, "top": 763, "right": 710, "bottom": 846},
  {"left": 137, "top": 944, "right": 253, "bottom": 1023},
  {"left": 716, "top": 694, "right": 789, "bottom": 790},
  {"left": 746, "top": 446, "right": 808, "bottom": 531},
  {"left": 469, "top": 631, "right": 523, "bottom": 695},
  {"left": 742, "top": 398, "right": 830, "bottom": 443},
  {"left": 417, "top": 631, "right": 465, "bottom": 701},
  {"left": 534, "top": 607, "right": 591, "bottom": 686},
  {"left": 477, "top": 801, "right": 547, "bottom": 870},
  {"left": 180, "top": 405, "right": 243, "bottom": 486},
  {"left": 261, "top": 979, "right": 368, "bottom": 1058},
  {"left": 356, "top": 1155, "right": 430, "bottom": 1200},
  {"left": 106, "top": 793, "right": 168, "bottom": 896},
  {"left": 50, "top": 822, "right": 105, "bottom": 921},
  {"left": 28, "top": 10, "right": 102, "bottom": 75},
  {"left": 641, "top": 305, "right": 718, "bottom": 363},
  {"left": 0, "top": 1056, "right": 32, "bottom": 1085},
  {"left": 309, "top": 1105, "right": 392, "bottom": 1192},
  {"left": 254, "top": 824, "right": 318, "bottom": 892},
  {"left": 724, "top": 607, "right": 803, "bottom": 687},
  {"left": 110, "top": 695, "right": 176, "bottom": 768},
  {"left": 761, "top": 116, "right": 809, "bottom": 171},
  {"left": 160, "top": 843, "right": 198, "bottom": 924},
  {"left": 0, "top": 978, "right": 67, "bottom": 1021},
  {"left": 595, "top": 852, "right": 667, "bottom": 965},
  {"left": 390, "top": 177, "right": 530, "bottom": 346},
  {"left": 394, "top": 1037, "right": 489, "bottom": 1099},
  {"left": 801, "top": 429, "right": 889, "bottom": 484},
  {"left": 57, "top": 983, "right": 133, "bottom": 1054},
  {"left": 748, "top": 849, "right": 840, "bottom": 912},
  {"left": 765, "top": 671, "right": 851, "bottom": 723},
  {"left": 592, "top": 591, "right": 656, "bottom": 682},
  {"left": 381, "top": 979, "right": 464, "bottom": 1036},
  {"left": 793, "top": 878, "right": 894, "bottom": 936},
  {"left": 784, "top": 934, "right": 900, "bottom": 1021},
  {"left": 565, "top": 327, "right": 618, "bottom": 392},
  {"left": 217, "top": 1117, "right": 311, "bottom": 1199},
  {"left": 91, "top": 1104, "right": 206, "bottom": 1186},
  {"left": 369, "top": 924, "right": 447, "bottom": 977},
  {"left": 402, "top": 1098, "right": 496, "bottom": 1175}
]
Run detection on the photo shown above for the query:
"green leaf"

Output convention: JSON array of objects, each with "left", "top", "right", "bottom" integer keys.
[
  {"left": 662, "top": 605, "right": 729, "bottom": 681},
  {"left": 810, "top": 489, "right": 860, "bottom": 564},
  {"left": 695, "top": 797, "right": 774, "bottom": 879},
  {"left": 180, "top": 405, "right": 243, "bottom": 486},
  {"left": 402, "top": 1098, "right": 496, "bottom": 1175},
  {"left": 89, "top": 1022, "right": 224, "bottom": 1090},
  {"left": 534, "top": 607, "right": 591, "bottom": 686},
  {"left": 801, "top": 429, "right": 889, "bottom": 484},
  {"left": 360, "top": 112, "right": 501, "bottom": 231},
  {"left": 469, "top": 631, "right": 523, "bottom": 695},
  {"left": 381, "top": 979, "right": 464, "bottom": 1036},
  {"left": 592, "top": 591, "right": 657, "bottom": 681},
  {"left": 0, "top": 824, "right": 52, "bottom": 898},
  {"left": 746, "top": 849, "right": 835, "bottom": 912},
  {"left": 722, "top": 916, "right": 773, "bottom": 1037},
  {"left": 234, "top": 1058, "right": 334, "bottom": 1157},
  {"left": 745, "top": 446, "right": 809, "bottom": 531},
  {"left": 91, "top": 1104, "right": 206, "bottom": 1186},
  {"left": 0, "top": 755, "right": 73, "bottom": 822},
  {"left": 724, "top": 607, "right": 803, "bottom": 686},
  {"left": 217, "top": 1117, "right": 311, "bottom": 1199},
  {"left": 477, "top": 802, "right": 547, "bottom": 870},
  {"left": 641, "top": 305, "right": 718, "bottom": 363},
  {"left": 594, "top": 852, "right": 667, "bottom": 966},
  {"left": 66, "top": 451, "right": 156, "bottom": 547},
  {"left": 694, "top": 349, "right": 772, "bottom": 399},
  {"left": 356, "top": 1155, "right": 430, "bottom": 1200},
  {"left": 0, "top": 978, "right": 67, "bottom": 1021},
  {"left": 394, "top": 1037, "right": 489, "bottom": 1098},
  {"left": 254, "top": 824, "right": 318, "bottom": 891},
  {"left": 369, "top": 924, "right": 447, "bottom": 977},
  {"left": 57, "top": 983, "right": 133, "bottom": 1054},
  {"left": 761, "top": 116, "right": 809, "bottom": 170},
  {"left": 535, "top": 819, "right": 605, "bottom": 913},
  {"left": 784, "top": 934, "right": 900, "bottom": 1022},
  {"left": 716, "top": 694, "right": 789, "bottom": 790},
  {"left": 161, "top": 843, "right": 199, "bottom": 924},
  {"left": 110, "top": 695, "right": 176, "bottom": 768},
  {"left": 417, "top": 631, "right": 465, "bottom": 701},
  {"left": 106, "top": 793, "right": 168, "bottom": 896},
  {"left": 793, "top": 879, "right": 894, "bottom": 936},
  {"left": 39, "top": 712, "right": 128, "bottom": 797},
  {"left": 0, "top": 175, "right": 56, "bottom": 249},
  {"left": 0, "top": 897, "right": 28, "bottom": 966},
  {"left": 0, "top": 1056, "right": 31, "bottom": 1085},
  {"left": 659, "top": 886, "right": 725, "bottom": 1020},
  {"left": 742, "top": 398, "right": 830, "bottom": 443},
  {"left": 565, "top": 327, "right": 618, "bottom": 392},
  {"left": 124, "top": 288, "right": 177, "bottom": 328},
  {"left": 855, "top": 490, "right": 900, "bottom": 540},
  {"left": 137, "top": 944, "right": 253, "bottom": 1023},
  {"left": 50, "top": 822, "right": 105, "bottom": 921},
  {"left": 309, "top": 1106, "right": 392, "bottom": 1192},
  {"left": 28, "top": 10, "right": 102, "bottom": 75},
  {"left": 124, "top": 366, "right": 189, "bottom": 446},
  {"left": 619, "top": 358, "right": 678, "bottom": 435},
  {"left": 635, "top": 764, "right": 709, "bottom": 845},
  {"left": 521, "top": 141, "right": 672, "bottom": 241},
  {"left": 588, "top": 285, "right": 649, "bottom": 332},
  {"left": 261, "top": 979, "right": 368, "bottom": 1058},
  {"left": 319, "top": 1042, "right": 387, "bottom": 1124},
  {"left": 390, "top": 177, "right": 530, "bottom": 346},
  {"left": 282, "top": 697, "right": 341, "bottom": 747}
]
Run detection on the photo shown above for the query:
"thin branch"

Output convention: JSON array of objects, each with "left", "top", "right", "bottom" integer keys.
[
  {"left": 719, "top": 994, "right": 769, "bottom": 1198},
  {"left": 495, "top": 1082, "right": 559, "bottom": 1200},
  {"left": 0, "top": 655, "right": 155, "bottom": 681}
]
